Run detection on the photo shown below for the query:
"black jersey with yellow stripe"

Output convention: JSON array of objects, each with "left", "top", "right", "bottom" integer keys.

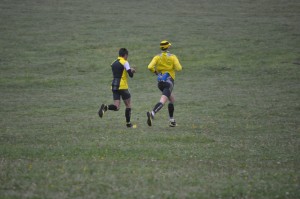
[{"left": 111, "top": 56, "right": 133, "bottom": 90}]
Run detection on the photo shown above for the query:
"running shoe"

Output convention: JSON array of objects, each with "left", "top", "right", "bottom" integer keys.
[
  {"left": 98, "top": 104, "right": 108, "bottom": 118},
  {"left": 147, "top": 111, "right": 153, "bottom": 126},
  {"left": 169, "top": 118, "right": 177, "bottom": 127}
]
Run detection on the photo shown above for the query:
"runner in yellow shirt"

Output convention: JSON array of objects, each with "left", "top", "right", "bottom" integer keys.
[{"left": 146, "top": 41, "right": 183, "bottom": 127}]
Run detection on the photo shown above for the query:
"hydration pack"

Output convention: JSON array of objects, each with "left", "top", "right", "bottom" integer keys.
[{"left": 157, "top": 73, "right": 170, "bottom": 82}]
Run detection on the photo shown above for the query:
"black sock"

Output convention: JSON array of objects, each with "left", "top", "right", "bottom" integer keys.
[
  {"left": 153, "top": 102, "right": 164, "bottom": 113},
  {"left": 168, "top": 103, "right": 174, "bottom": 118},
  {"left": 125, "top": 108, "right": 131, "bottom": 123},
  {"left": 108, "top": 104, "right": 118, "bottom": 111}
]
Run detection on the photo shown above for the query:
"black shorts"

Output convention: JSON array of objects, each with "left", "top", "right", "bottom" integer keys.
[
  {"left": 112, "top": 89, "right": 131, "bottom": 100},
  {"left": 158, "top": 78, "right": 174, "bottom": 98}
]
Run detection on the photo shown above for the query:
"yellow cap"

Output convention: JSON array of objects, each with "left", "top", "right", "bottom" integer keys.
[{"left": 160, "top": 40, "right": 171, "bottom": 50}]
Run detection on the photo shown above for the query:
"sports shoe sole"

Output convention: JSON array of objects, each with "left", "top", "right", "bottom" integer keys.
[
  {"left": 147, "top": 112, "right": 152, "bottom": 126},
  {"left": 169, "top": 123, "right": 177, "bottom": 127},
  {"left": 98, "top": 104, "right": 105, "bottom": 118},
  {"left": 127, "top": 123, "right": 137, "bottom": 128}
]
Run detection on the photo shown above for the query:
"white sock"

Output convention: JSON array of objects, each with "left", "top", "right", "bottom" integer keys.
[{"left": 151, "top": 111, "right": 155, "bottom": 117}]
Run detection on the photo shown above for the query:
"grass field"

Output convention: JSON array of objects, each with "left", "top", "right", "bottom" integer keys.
[{"left": 1, "top": 0, "right": 299, "bottom": 198}]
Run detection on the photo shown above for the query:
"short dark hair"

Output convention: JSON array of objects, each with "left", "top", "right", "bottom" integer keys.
[{"left": 119, "top": 48, "right": 128, "bottom": 57}]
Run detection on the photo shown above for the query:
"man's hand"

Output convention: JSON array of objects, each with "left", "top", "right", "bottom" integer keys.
[{"left": 131, "top": 67, "right": 136, "bottom": 73}]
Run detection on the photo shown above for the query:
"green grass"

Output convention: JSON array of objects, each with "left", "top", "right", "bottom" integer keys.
[{"left": 1, "top": 0, "right": 299, "bottom": 198}]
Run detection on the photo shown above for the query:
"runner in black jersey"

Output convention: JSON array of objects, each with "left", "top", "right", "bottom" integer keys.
[{"left": 98, "top": 48, "right": 136, "bottom": 128}]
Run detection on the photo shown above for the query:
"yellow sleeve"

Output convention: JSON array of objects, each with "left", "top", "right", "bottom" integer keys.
[
  {"left": 147, "top": 56, "right": 158, "bottom": 73},
  {"left": 173, "top": 55, "right": 182, "bottom": 71}
]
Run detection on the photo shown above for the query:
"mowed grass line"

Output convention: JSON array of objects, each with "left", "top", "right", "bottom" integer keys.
[{"left": 1, "top": 0, "right": 299, "bottom": 198}]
